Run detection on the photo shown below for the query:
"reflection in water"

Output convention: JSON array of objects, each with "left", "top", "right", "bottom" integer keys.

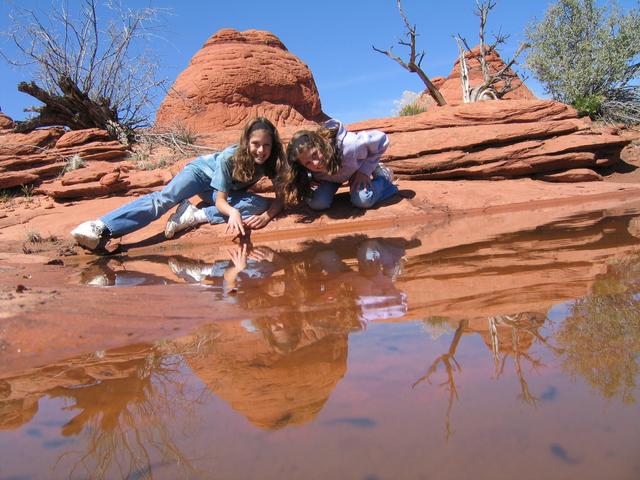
[
  {"left": 2, "top": 236, "right": 412, "bottom": 477},
  {"left": 554, "top": 256, "right": 640, "bottom": 403},
  {"left": 2, "top": 211, "right": 640, "bottom": 478}
]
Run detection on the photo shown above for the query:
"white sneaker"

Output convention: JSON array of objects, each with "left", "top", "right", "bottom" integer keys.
[
  {"left": 71, "top": 220, "right": 107, "bottom": 250},
  {"left": 165, "top": 200, "right": 198, "bottom": 239}
]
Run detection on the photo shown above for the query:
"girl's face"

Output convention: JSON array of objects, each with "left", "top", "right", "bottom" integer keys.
[
  {"left": 297, "top": 146, "right": 326, "bottom": 173},
  {"left": 249, "top": 129, "right": 272, "bottom": 164}
]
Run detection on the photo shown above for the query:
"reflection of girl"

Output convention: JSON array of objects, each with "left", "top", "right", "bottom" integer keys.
[{"left": 71, "top": 117, "right": 285, "bottom": 253}]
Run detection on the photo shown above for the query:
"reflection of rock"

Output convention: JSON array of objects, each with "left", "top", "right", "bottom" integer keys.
[
  {"left": 187, "top": 321, "right": 348, "bottom": 429},
  {"left": 0, "top": 397, "right": 38, "bottom": 430},
  {"left": 628, "top": 216, "right": 640, "bottom": 239},
  {"left": 156, "top": 28, "right": 327, "bottom": 131}
]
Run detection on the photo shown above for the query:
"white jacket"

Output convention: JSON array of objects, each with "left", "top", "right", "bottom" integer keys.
[{"left": 313, "top": 119, "right": 389, "bottom": 184}]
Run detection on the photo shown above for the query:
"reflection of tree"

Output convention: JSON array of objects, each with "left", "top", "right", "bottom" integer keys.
[
  {"left": 414, "top": 320, "right": 466, "bottom": 439},
  {"left": 555, "top": 256, "right": 640, "bottom": 403},
  {"left": 44, "top": 345, "right": 209, "bottom": 480},
  {"left": 487, "top": 313, "right": 549, "bottom": 405},
  {"left": 417, "top": 312, "right": 548, "bottom": 438}
]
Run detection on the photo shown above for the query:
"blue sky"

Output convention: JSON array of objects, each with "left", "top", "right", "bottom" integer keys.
[{"left": 1, "top": 0, "right": 638, "bottom": 124}]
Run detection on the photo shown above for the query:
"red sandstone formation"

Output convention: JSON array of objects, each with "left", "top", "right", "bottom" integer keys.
[
  {"left": 156, "top": 29, "right": 327, "bottom": 131},
  {"left": 0, "top": 119, "right": 129, "bottom": 190},
  {"left": 0, "top": 112, "right": 15, "bottom": 130},
  {"left": 431, "top": 45, "right": 535, "bottom": 105},
  {"left": 351, "top": 99, "right": 629, "bottom": 181}
]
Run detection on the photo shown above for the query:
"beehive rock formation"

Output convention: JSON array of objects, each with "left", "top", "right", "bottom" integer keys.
[{"left": 156, "top": 29, "right": 327, "bottom": 131}]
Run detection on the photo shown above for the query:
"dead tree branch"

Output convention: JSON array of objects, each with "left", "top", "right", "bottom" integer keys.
[
  {"left": 455, "top": 0, "right": 529, "bottom": 102},
  {"left": 373, "top": 0, "right": 447, "bottom": 106},
  {"left": 1, "top": 0, "right": 168, "bottom": 143}
]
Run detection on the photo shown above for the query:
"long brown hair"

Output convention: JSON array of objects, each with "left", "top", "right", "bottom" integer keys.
[
  {"left": 280, "top": 125, "right": 342, "bottom": 205},
  {"left": 233, "top": 117, "right": 285, "bottom": 183}
]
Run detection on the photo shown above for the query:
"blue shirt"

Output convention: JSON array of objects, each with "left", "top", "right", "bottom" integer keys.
[{"left": 190, "top": 145, "right": 267, "bottom": 193}]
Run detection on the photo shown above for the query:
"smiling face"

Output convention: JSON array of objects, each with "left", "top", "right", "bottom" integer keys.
[
  {"left": 248, "top": 129, "right": 273, "bottom": 164},
  {"left": 297, "top": 146, "right": 327, "bottom": 173}
]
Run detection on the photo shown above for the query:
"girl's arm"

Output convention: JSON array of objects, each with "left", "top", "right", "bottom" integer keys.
[
  {"left": 354, "top": 130, "right": 390, "bottom": 177},
  {"left": 244, "top": 195, "right": 283, "bottom": 230},
  {"left": 215, "top": 191, "right": 246, "bottom": 236}
]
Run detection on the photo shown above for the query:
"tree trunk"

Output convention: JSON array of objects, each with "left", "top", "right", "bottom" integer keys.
[{"left": 15, "top": 76, "right": 131, "bottom": 144}]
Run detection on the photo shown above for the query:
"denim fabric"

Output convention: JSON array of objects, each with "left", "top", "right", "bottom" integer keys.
[
  {"left": 200, "top": 190, "right": 270, "bottom": 224},
  {"left": 306, "top": 175, "right": 398, "bottom": 211},
  {"left": 101, "top": 163, "right": 270, "bottom": 237}
]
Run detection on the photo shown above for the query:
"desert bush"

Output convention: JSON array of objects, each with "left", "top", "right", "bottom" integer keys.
[
  {"left": 63, "top": 154, "right": 86, "bottom": 174},
  {"left": 525, "top": 0, "right": 640, "bottom": 123},
  {"left": 394, "top": 90, "right": 431, "bottom": 116},
  {"left": 1, "top": 0, "right": 168, "bottom": 142},
  {"left": 399, "top": 103, "right": 428, "bottom": 116}
]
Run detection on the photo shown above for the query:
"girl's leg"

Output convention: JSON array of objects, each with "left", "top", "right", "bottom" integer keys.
[
  {"left": 101, "top": 165, "right": 210, "bottom": 237},
  {"left": 201, "top": 191, "right": 271, "bottom": 224},
  {"left": 305, "top": 181, "right": 341, "bottom": 211},
  {"left": 350, "top": 171, "right": 398, "bottom": 209}
]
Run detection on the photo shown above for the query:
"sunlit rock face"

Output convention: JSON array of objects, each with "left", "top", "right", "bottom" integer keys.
[
  {"left": 156, "top": 28, "right": 327, "bottom": 131},
  {"left": 349, "top": 99, "right": 631, "bottom": 181}
]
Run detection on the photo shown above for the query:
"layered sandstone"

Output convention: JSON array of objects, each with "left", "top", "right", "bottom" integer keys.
[
  {"left": 351, "top": 99, "right": 629, "bottom": 181},
  {"left": 156, "top": 29, "right": 327, "bottom": 131},
  {"left": 0, "top": 122, "right": 129, "bottom": 190}
]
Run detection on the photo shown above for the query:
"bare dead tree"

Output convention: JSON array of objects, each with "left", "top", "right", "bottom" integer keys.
[
  {"left": 373, "top": 0, "right": 447, "bottom": 106},
  {"left": 1, "top": 0, "right": 168, "bottom": 143},
  {"left": 455, "top": 0, "right": 529, "bottom": 102}
]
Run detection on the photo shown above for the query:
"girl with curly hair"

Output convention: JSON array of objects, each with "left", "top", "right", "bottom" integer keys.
[{"left": 281, "top": 119, "right": 398, "bottom": 210}]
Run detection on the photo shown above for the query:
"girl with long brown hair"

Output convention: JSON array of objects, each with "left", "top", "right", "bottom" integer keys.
[
  {"left": 71, "top": 117, "right": 285, "bottom": 253},
  {"left": 281, "top": 119, "right": 397, "bottom": 210}
]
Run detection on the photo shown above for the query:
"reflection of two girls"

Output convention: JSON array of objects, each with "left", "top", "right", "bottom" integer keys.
[
  {"left": 168, "top": 236, "right": 408, "bottom": 326},
  {"left": 72, "top": 117, "right": 398, "bottom": 253}
]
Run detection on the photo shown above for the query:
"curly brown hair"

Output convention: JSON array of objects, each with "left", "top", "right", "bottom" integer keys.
[
  {"left": 232, "top": 117, "right": 285, "bottom": 183},
  {"left": 279, "top": 126, "right": 342, "bottom": 206}
]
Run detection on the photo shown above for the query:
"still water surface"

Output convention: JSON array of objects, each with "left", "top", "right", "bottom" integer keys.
[{"left": 1, "top": 208, "right": 640, "bottom": 479}]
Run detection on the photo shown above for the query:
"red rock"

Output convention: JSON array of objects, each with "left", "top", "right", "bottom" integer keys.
[
  {"left": 536, "top": 168, "right": 603, "bottom": 182},
  {"left": 99, "top": 171, "right": 121, "bottom": 186},
  {"left": 0, "top": 172, "right": 40, "bottom": 189},
  {"left": 56, "top": 129, "right": 111, "bottom": 148},
  {"left": 385, "top": 119, "right": 585, "bottom": 159},
  {"left": 0, "top": 128, "right": 65, "bottom": 156},
  {"left": 156, "top": 29, "right": 327, "bottom": 132},
  {"left": 60, "top": 162, "right": 116, "bottom": 186},
  {"left": 0, "top": 112, "right": 15, "bottom": 130},
  {"left": 349, "top": 99, "right": 577, "bottom": 134}
]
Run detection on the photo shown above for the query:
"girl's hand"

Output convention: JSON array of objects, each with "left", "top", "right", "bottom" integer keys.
[
  {"left": 244, "top": 212, "right": 271, "bottom": 230},
  {"left": 225, "top": 209, "right": 245, "bottom": 236},
  {"left": 249, "top": 245, "right": 276, "bottom": 262},
  {"left": 351, "top": 171, "right": 372, "bottom": 192},
  {"left": 228, "top": 244, "right": 248, "bottom": 270}
]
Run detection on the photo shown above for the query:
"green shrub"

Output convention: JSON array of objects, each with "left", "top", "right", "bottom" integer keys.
[
  {"left": 399, "top": 103, "right": 428, "bottom": 116},
  {"left": 526, "top": 0, "right": 640, "bottom": 123},
  {"left": 573, "top": 94, "right": 605, "bottom": 117}
]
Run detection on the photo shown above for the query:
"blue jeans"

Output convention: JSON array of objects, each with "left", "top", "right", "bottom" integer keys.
[
  {"left": 306, "top": 173, "right": 398, "bottom": 211},
  {"left": 101, "top": 163, "right": 270, "bottom": 237}
]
